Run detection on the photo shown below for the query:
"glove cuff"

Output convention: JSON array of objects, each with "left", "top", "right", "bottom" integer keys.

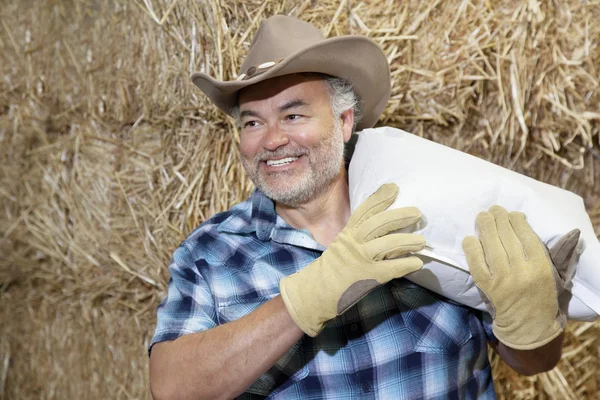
[
  {"left": 280, "top": 275, "right": 322, "bottom": 337},
  {"left": 493, "top": 319, "right": 564, "bottom": 350}
]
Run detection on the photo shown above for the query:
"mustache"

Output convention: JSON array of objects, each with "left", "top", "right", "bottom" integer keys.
[{"left": 255, "top": 147, "right": 308, "bottom": 162}]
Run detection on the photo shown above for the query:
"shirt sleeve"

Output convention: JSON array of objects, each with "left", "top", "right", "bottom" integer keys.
[
  {"left": 149, "top": 243, "right": 218, "bottom": 354},
  {"left": 481, "top": 311, "right": 497, "bottom": 343}
]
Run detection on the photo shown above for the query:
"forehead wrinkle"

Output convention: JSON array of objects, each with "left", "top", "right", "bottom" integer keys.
[{"left": 238, "top": 74, "right": 329, "bottom": 114}]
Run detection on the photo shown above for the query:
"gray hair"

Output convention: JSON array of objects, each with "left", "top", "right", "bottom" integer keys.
[
  {"left": 230, "top": 73, "right": 363, "bottom": 132},
  {"left": 319, "top": 74, "right": 363, "bottom": 132}
]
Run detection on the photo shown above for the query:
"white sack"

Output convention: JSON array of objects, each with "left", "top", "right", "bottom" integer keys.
[{"left": 349, "top": 127, "right": 600, "bottom": 321}]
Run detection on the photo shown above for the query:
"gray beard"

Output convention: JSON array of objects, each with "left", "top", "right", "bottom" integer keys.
[{"left": 241, "top": 123, "right": 345, "bottom": 207}]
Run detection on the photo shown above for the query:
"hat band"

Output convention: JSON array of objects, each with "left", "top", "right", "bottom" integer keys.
[{"left": 236, "top": 59, "right": 284, "bottom": 81}]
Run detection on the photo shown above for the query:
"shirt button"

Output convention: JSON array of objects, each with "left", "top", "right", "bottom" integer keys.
[
  {"left": 350, "top": 323, "right": 358, "bottom": 332},
  {"left": 362, "top": 382, "right": 372, "bottom": 393}
]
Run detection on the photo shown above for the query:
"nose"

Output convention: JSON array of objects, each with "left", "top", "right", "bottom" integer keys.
[{"left": 262, "top": 122, "right": 289, "bottom": 151}]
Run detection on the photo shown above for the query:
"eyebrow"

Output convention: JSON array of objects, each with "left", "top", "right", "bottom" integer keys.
[
  {"left": 239, "top": 99, "right": 309, "bottom": 119},
  {"left": 239, "top": 109, "right": 260, "bottom": 119},
  {"left": 279, "top": 99, "right": 309, "bottom": 112}
]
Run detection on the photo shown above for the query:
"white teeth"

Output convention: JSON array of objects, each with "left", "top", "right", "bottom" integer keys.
[{"left": 266, "top": 157, "right": 298, "bottom": 166}]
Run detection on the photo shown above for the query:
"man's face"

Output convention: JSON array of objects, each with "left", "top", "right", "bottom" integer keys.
[{"left": 238, "top": 74, "right": 350, "bottom": 207}]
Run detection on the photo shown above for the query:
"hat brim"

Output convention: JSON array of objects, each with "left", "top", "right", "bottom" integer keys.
[{"left": 191, "top": 36, "right": 390, "bottom": 131}]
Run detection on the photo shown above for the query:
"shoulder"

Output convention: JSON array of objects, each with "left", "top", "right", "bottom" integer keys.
[
  {"left": 179, "top": 197, "right": 252, "bottom": 248},
  {"left": 173, "top": 193, "right": 272, "bottom": 270}
]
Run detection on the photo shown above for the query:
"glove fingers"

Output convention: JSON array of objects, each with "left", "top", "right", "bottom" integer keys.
[
  {"left": 489, "top": 205, "right": 526, "bottom": 266},
  {"left": 549, "top": 229, "right": 580, "bottom": 282},
  {"left": 365, "top": 234, "right": 425, "bottom": 261},
  {"left": 359, "top": 207, "right": 422, "bottom": 242},
  {"left": 374, "top": 256, "right": 424, "bottom": 282},
  {"left": 462, "top": 235, "right": 492, "bottom": 282},
  {"left": 348, "top": 183, "right": 399, "bottom": 227},
  {"left": 476, "top": 211, "right": 509, "bottom": 272},
  {"left": 508, "top": 211, "right": 547, "bottom": 260}
]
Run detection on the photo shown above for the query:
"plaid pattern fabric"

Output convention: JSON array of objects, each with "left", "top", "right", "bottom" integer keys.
[{"left": 151, "top": 190, "right": 497, "bottom": 399}]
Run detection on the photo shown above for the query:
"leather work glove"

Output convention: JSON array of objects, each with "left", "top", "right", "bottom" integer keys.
[
  {"left": 280, "top": 183, "right": 426, "bottom": 337},
  {"left": 549, "top": 229, "right": 581, "bottom": 314},
  {"left": 462, "top": 205, "right": 580, "bottom": 350}
]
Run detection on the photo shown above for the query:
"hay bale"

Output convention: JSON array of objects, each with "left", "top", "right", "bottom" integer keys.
[{"left": 0, "top": 0, "right": 598, "bottom": 398}]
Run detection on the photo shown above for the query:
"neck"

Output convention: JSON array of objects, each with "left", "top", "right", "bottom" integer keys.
[{"left": 275, "top": 168, "right": 350, "bottom": 247}]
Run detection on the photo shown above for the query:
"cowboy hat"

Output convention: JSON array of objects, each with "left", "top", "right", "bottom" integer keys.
[{"left": 191, "top": 15, "right": 391, "bottom": 131}]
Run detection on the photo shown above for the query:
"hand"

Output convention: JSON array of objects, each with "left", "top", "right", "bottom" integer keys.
[
  {"left": 462, "top": 205, "right": 579, "bottom": 350},
  {"left": 280, "top": 183, "right": 425, "bottom": 337}
]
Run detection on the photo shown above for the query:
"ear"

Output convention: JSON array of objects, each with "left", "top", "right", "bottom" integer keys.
[{"left": 340, "top": 108, "right": 354, "bottom": 143}]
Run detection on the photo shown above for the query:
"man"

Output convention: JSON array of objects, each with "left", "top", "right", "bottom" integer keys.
[{"left": 149, "top": 15, "right": 577, "bottom": 399}]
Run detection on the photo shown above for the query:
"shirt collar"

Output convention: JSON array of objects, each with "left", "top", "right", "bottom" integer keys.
[{"left": 217, "top": 189, "right": 324, "bottom": 251}]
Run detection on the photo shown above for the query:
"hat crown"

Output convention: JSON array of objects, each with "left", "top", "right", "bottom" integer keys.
[{"left": 240, "top": 16, "right": 326, "bottom": 74}]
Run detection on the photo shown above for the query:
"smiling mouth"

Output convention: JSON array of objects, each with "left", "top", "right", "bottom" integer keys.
[{"left": 265, "top": 156, "right": 299, "bottom": 167}]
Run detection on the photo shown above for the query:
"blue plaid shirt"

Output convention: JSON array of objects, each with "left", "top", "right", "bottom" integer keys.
[{"left": 151, "top": 190, "right": 497, "bottom": 399}]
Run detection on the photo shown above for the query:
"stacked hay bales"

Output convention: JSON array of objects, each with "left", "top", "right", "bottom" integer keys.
[{"left": 0, "top": 0, "right": 598, "bottom": 398}]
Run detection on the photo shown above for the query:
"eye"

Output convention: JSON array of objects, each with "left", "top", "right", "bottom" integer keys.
[
  {"left": 286, "top": 114, "right": 302, "bottom": 121},
  {"left": 242, "top": 120, "right": 259, "bottom": 128}
]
